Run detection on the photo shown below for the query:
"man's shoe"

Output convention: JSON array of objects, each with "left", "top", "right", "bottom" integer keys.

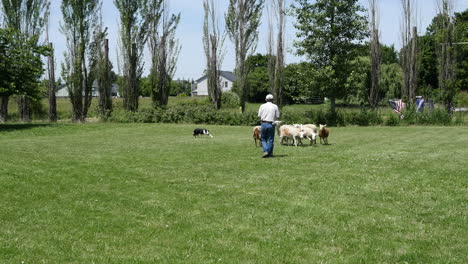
[{"left": 262, "top": 152, "right": 269, "bottom": 158}]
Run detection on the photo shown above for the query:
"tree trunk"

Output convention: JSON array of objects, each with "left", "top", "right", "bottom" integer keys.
[
  {"left": 0, "top": 96, "right": 8, "bottom": 123},
  {"left": 48, "top": 43, "right": 57, "bottom": 122},
  {"left": 409, "top": 26, "right": 418, "bottom": 105},
  {"left": 330, "top": 96, "right": 336, "bottom": 115},
  {"left": 82, "top": 50, "right": 92, "bottom": 122},
  {"left": 274, "top": 30, "right": 284, "bottom": 107},
  {"left": 125, "top": 43, "right": 139, "bottom": 111},
  {"left": 369, "top": 0, "right": 381, "bottom": 110},
  {"left": 158, "top": 35, "right": 169, "bottom": 107},
  {"left": 99, "top": 39, "right": 112, "bottom": 118},
  {"left": 273, "top": 0, "right": 285, "bottom": 108},
  {"left": 209, "top": 35, "right": 221, "bottom": 110},
  {"left": 105, "top": 38, "right": 112, "bottom": 114},
  {"left": 17, "top": 96, "right": 32, "bottom": 123}
]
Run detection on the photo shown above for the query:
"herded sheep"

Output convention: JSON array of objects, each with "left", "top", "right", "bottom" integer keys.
[
  {"left": 279, "top": 125, "right": 304, "bottom": 147},
  {"left": 302, "top": 127, "right": 317, "bottom": 145},
  {"left": 318, "top": 124, "right": 329, "bottom": 144},
  {"left": 253, "top": 126, "right": 261, "bottom": 147},
  {"left": 291, "top": 124, "right": 317, "bottom": 145},
  {"left": 303, "top": 124, "right": 318, "bottom": 134}
]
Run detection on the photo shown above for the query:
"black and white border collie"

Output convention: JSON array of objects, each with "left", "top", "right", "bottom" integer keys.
[{"left": 193, "top": 128, "right": 213, "bottom": 138}]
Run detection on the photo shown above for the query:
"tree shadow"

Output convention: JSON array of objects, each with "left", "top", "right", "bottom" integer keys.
[{"left": 0, "top": 123, "right": 55, "bottom": 132}]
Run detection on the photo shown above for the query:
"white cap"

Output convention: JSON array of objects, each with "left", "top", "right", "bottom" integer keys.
[{"left": 266, "top": 94, "right": 274, "bottom": 101}]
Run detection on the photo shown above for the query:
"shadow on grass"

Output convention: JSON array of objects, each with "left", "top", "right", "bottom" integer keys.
[
  {"left": 0, "top": 123, "right": 55, "bottom": 132},
  {"left": 267, "top": 154, "right": 288, "bottom": 158}
]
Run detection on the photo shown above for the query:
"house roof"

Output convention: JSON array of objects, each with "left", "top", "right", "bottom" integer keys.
[{"left": 196, "top": 71, "right": 237, "bottom": 83}]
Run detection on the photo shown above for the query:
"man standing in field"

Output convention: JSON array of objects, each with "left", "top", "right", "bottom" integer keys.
[{"left": 258, "top": 94, "right": 280, "bottom": 158}]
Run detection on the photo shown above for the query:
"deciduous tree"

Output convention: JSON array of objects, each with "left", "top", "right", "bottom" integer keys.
[
  {"left": 267, "top": 0, "right": 286, "bottom": 107},
  {"left": 148, "top": 0, "right": 181, "bottom": 107},
  {"left": 61, "top": 0, "right": 101, "bottom": 122},
  {"left": 0, "top": 29, "right": 48, "bottom": 123},
  {"left": 226, "top": 0, "right": 264, "bottom": 112},
  {"left": 368, "top": 0, "right": 381, "bottom": 109},
  {"left": 292, "top": 0, "right": 368, "bottom": 114},
  {"left": 115, "top": 0, "right": 149, "bottom": 111},
  {"left": 1, "top": 0, "right": 49, "bottom": 122},
  {"left": 400, "top": 0, "right": 418, "bottom": 104},
  {"left": 454, "top": 9, "right": 468, "bottom": 92},
  {"left": 203, "top": 0, "right": 225, "bottom": 110}
]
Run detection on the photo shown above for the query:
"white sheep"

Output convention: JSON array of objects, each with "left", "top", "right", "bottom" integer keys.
[
  {"left": 303, "top": 124, "right": 318, "bottom": 133},
  {"left": 279, "top": 125, "right": 304, "bottom": 147},
  {"left": 301, "top": 126, "right": 317, "bottom": 145}
]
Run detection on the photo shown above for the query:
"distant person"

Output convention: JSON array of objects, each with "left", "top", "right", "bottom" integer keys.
[{"left": 258, "top": 94, "right": 280, "bottom": 158}]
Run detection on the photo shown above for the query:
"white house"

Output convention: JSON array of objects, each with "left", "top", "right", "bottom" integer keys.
[
  {"left": 192, "top": 71, "right": 237, "bottom": 96},
  {"left": 56, "top": 83, "right": 120, "bottom": 98}
]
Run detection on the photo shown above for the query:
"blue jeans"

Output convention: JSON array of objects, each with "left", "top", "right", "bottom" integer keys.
[{"left": 261, "top": 122, "right": 275, "bottom": 155}]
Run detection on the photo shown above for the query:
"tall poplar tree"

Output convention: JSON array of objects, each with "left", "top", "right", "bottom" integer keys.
[
  {"left": 267, "top": 0, "right": 286, "bottom": 107},
  {"left": 45, "top": 2, "right": 57, "bottom": 122},
  {"left": 148, "top": 0, "right": 181, "bottom": 107},
  {"left": 203, "top": 0, "right": 225, "bottom": 110},
  {"left": 61, "top": 0, "right": 101, "bottom": 122},
  {"left": 91, "top": 19, "right": 112, "bottom": 119},
  {"left": 292, "top": 0, "right": 368, "bottom": 115},
  {"left": 115, "top": 0, "right": 149, "bottom": 112},
  {"left": 436, "top": 0, "right": 456, "bottom": 112},
  {"left": 369, "top": 0, "right": 382, "bottom": 109},
  {"left": 400, "top": 0, "right": 418, "bottom": 105},
  {"left": 226, "top": 0, "right": 264, "bottom": 112}
]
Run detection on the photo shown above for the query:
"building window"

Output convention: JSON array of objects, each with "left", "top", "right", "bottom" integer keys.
[{"left": 225, "top": 81, "right": 228, "bottom": 88}]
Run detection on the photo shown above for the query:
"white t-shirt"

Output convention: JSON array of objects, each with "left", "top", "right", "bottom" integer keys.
[{"left": 258, "top": 102, "right": 280, "bottom": 122}]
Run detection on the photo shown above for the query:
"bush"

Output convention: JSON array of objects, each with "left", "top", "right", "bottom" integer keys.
[
  {"left": 325, "top": 110, "right": 345, "bottom": 127},
  {"left": 385, "top": 113, "right": 400, "bottom": 126},
  {"left": 346, "top": 110, "right": 383, "bottom": 126},
  {"left": 104, "top": 101, "right": 464, "bottom": 127},
  {"left": 454, "top": 92, "right": 468, "bottom": 107},
  {"left": 283, "top": 109, "right": 346, "bottom": 126},
  {"left": 453, "top": 112, "right": 466, "bottom": 125},
  {"left": 107, "top": 104, "right": 259, "bottom": 126},
  {"left": 419, "top": 109, "right": 452, "bottom": 125},
  {"left": 221, "top": 91, "right": 241, "bottom": 108},
  {"left": 31, "top": 98, "right": 48, "bottom": 120},
  {"left": 400, "top": 107, "right": 453, "bottom": 126},
  {"left": 281, "top": 110, "right": 307, "bottom": 124}
]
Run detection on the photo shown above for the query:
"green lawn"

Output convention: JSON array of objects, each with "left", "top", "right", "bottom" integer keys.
[{"left": 1, "top": 123, "right": 467, "bottom": 263}]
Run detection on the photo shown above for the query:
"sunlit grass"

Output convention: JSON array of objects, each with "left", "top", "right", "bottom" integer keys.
[{"left": 1, "top": 123, "right": 467, "bottom": 263}]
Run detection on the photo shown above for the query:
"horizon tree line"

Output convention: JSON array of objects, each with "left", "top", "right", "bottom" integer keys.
[{"left": 0, "top": 0, "right": 466, "bottom": 123}]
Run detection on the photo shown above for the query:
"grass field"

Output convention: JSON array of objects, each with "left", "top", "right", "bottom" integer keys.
[{"left": 1, "top": 123, "right": 467, "bottom": 263}]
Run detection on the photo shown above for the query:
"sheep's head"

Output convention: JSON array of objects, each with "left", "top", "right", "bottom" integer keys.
[
  {"left": 299, "top": 131, "right": 305, "bottom": 138},
  {"left": 311, "top": 132, "right": 317, "bottom": 140},
  {"left": 319, "top": 124, "right": 327, "bottom": 131}
]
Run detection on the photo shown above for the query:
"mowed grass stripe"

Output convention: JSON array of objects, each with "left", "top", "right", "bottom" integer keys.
[{"left": 0, "top": 124, "right": 467, "bottom": 263}]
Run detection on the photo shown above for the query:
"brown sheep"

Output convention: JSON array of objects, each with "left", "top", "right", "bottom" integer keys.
[
  {"left": 318, "top": 124, "right": 329, "bottom": 145},
  {"left": 253, "top": 126, "right": 261, "bottom": 147}
]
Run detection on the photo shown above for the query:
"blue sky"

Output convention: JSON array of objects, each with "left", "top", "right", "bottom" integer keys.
[{"left": 48, "top": 0, "right": 468, "bottom": 80}]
